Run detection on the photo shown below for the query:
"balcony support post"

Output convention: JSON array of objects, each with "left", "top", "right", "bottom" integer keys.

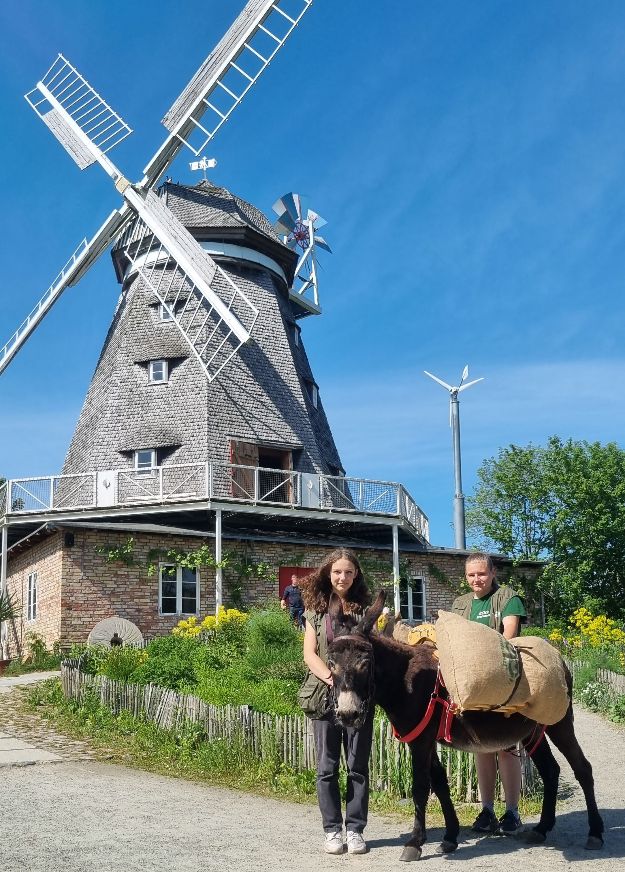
[
  {"left": 392, "top": 523, "right": 400, "bottom": 615},
  {"left": 214, "top": 508, "right": 223, "bottom": 615}
]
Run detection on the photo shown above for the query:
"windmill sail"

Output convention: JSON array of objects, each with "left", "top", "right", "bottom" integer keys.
[
  {"left": 118, "top": 189, "right": 258, "bottom": 381},
  {"left": 142, "top": 0, "right": 314, "bottom": 187}
]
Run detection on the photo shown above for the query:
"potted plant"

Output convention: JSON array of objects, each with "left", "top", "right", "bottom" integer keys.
[{"left": 0, "top": 589, "right": 20, "bottom": 674}]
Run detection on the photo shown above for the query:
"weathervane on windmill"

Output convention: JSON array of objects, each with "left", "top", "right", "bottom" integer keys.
[{"left": 424, "top": 366, "right": 484, "bottom": 550}]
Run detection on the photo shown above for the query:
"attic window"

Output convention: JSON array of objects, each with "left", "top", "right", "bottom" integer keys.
[
  {"left": 293, "top": 326, "right": 300, "bottom": 347},
  {"left": 135, "top": 449, "right": 157, "bottom": 475},
  {"left": 159, "top": 303, "right": 174, "bottom": 322},
  {"left": 306, "top": 381, "right": 318, "bottom": 409},
  {"left": 149, "top": 360, "right": 169, "bottom": 383}
]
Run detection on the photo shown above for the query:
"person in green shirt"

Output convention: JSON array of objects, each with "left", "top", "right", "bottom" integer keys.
[{"left": 451, "top": 553, "right": 527, "bottom": 836}]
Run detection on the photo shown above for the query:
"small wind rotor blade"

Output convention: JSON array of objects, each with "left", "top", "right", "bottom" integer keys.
[
  {"left": 424, "top": 370, "right": 453, "bottom": 391},
  {"left": 457, "top": 377, "right": 484, "bottom": 392},
  {"left": 281, "top": 192, "right": 302, "bottom": 223},
  {"left": 141, "top": 0, "right": 314, "bottom": 188},
  {"left": 0, "top": 208, "right": 130, "bottom": 376},
  {"left": 307, "top": 209, "right": 327, "bottom": 229},
  {"left": 314, "top": 235, "right": 332, "bottom": 253},
  {"left": 461, "top": 364, "right": 469, "bottom": 383},
  {"left": 273, "top": 211, "right": 296, "bottom": 236}
]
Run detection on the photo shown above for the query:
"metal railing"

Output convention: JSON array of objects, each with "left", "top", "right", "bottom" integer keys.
[{"left": 0, "top": 462, "right": 429, "bottom": 540}]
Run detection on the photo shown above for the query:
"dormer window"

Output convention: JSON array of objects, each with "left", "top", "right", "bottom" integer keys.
[
  {"left": 149, "top": 360, "right": 169, "bottom": 383},
  {"left": 307, "top": 382, "right": 318, "bottom": 409},
  {"left": 135, "top": 449, "right": 157, "bottom": 475},
  {"left": 293, "top": 326, "right": 300, "bottom": 347}
]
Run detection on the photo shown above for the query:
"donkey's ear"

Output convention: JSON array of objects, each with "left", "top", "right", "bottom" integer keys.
[{"left": 358, "top": 590, "right": 386, "bottom": 636}]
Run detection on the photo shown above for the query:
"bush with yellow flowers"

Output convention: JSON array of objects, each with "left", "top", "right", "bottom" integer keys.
[
  {"left": 173, "top": 607, "right": 248, "bottom": 640},
  {"left": 545, "top": 606, "right": 625, "bottom": 675}
]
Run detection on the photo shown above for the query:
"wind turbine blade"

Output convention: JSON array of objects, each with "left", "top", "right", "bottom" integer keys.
[
  {"left": 314, "top": 236, "right": 332, "bottom": 253},
  {"left": 461, "top": 364, "right": 469, "bottom": 383},
  {"left": 424, "top": 370, "right": 453, "bottom": 391},
  {"left": 307, "top": 209, "right": 327, "bottom": 229},
  {"left": 140, "top": 0, "right": 314, "bottom": 187},
  {"left": 273, "top": 212, "right": 296, "bottom": 236},
  {"left": 458, "top": 377, "right": 484, "bottom": 392},
  {"left": 0, "top": 207, "right": 129, "bottom": 375}
]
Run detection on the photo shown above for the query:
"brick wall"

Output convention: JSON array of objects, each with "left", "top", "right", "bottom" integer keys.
[
  {"left": 5, "top": 528, "right": 544, "bottom": 650},
  {"left": 5, "top": 532, "right": 63, "bottom": 657}
]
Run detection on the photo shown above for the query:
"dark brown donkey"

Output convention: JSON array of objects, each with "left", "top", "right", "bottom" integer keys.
[{"left": 327, "top": 591, "right": 604, "bottom": 861}]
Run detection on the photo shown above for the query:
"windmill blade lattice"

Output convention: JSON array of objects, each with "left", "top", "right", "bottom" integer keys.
[
  {"left": 118, "top": 189, "right": 259, "bottom": 382},
  {"left": 0, "top": 0, "right": 313, "bottom": 378}
]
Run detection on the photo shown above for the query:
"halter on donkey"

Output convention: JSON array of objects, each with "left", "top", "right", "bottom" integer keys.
[{"left": 327, "top": 591, "right": 604, "bottom": 862}]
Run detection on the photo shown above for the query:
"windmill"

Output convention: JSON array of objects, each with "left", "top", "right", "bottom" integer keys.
[
  {"left": 424, "top": 365, "right": 484, "bottom": 550},
  {"left": 273, "top": 192, "right": 331, "bottom": 314},
  {"left": 0, "top": 0, "right": 314, "bottom": 382}
]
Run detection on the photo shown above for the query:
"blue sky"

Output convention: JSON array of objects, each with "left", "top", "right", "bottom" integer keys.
[{"left": 1, "top": 0, "right": 624, "bottom": 547}]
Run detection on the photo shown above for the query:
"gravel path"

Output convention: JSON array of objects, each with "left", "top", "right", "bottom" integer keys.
[{"left": 0, "top": 680, "right": 623, "bottom": 872}]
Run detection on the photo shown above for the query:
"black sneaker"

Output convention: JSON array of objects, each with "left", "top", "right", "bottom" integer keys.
[
  {"left": 498, "top": 810, "right": 522, "bottom": 835},
  {"left": 471, "top": 808, "right": 499, "bottom": 833}
]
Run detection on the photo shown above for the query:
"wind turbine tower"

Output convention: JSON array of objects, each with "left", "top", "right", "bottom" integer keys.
[{"left": 424, "top": 366, "right": 484, "bottom": 550}]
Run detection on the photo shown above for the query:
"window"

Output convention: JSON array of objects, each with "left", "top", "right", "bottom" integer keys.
[
  {"left": 148, "top": 360, "right": 169, "bottom": 383},
  {"left": 134, "top": 449, "right": 157, "bottom": 475},
  {"left": 399, "top": 577, "right": 426, "bottom": 622},
  {"left": 305, "top": 381, "right": 318, "bottom": 408},
  {"left": 27, "top": 572, "right": 37, "bottom": 621},
  {"left": 293, "top": 326, "right": 300, "bottom": 347},
  {"left": 159, "top": 303, "right": 173, "bottom": 322},
  {"left": 159, "top": 564, "right": 198, "bottom": 615}
]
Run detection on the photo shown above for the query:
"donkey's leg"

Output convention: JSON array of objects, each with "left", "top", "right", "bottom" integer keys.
[
  {"left": 515, "top": 737, "right": 559, "bottom": 844},
  {"left": 546, "top": 713, "right": 604, "bottom": 849},
  {"left": 400, "top": 739, "right": 435, "bottom": 861},
  {"left": 429, "top": 752, "right": 460, "bottom": 853}
]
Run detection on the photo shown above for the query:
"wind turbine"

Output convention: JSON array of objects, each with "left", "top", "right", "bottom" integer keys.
[{"left": 424, "top": 365, "right": 484, "bottom": 550}]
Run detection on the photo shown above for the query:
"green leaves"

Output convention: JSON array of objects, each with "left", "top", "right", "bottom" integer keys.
[{"left": 468, "top": 437, "right": 625, "bottom": 621}]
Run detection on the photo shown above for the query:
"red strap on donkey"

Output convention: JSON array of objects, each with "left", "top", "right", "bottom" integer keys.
[{"left": 392, "top": 670, "right": 458, "bottom": 744}]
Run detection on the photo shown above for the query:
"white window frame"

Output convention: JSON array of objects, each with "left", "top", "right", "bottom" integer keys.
[
  {"left": 399, "top": 576, "right": 426, "bottom": 622},
  {"left": 27, "top": 571, "right": 38, "bottom": 621},
  {"left": 159, "top": 303, "right": 174, "bottom": 322},
  {"left": 134, "top": 449, "right": 157, "bottom": 475},
  {"left": 158, "top": 563, "right": 199, "bottom": 616},
  {"left": 148, "top": 359, "right": 169, "bottom": 383}
]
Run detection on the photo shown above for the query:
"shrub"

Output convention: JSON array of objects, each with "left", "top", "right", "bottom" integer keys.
[
  {"left": 131, "top": 635, "right": 201, "bottom": 690},
  {"left": 242, "top": 607, "right": 304, "bottom": 683},
  {"left": 98, "top": 647, "right": 148, "bottom": 682}
]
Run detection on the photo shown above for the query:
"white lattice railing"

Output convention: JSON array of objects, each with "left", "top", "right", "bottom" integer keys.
[{"left": 1, "top": 463, "right": 429, "bottom": 540}]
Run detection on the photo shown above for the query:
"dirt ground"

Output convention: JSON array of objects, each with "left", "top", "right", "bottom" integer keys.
[{"left": 0, "top": 679, "right": 623, "bottom": 872}]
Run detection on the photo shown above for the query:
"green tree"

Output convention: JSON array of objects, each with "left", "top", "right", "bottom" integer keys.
[{"left": 467, "top": 438, "right": 625, "bottom": 621}]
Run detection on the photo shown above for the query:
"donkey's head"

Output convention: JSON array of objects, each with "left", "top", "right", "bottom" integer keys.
[{"left": 326, "top": 591, "right": 386, "bottom": 729}]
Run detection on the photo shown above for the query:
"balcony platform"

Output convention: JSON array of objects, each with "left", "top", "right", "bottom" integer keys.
[{"left": 0, "top": 462, "right": 429, "bottom": 554}]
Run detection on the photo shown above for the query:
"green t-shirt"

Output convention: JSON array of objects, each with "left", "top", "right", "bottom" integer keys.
[{"left": 469, "top": 592, "right": 526, "bottom": 627}]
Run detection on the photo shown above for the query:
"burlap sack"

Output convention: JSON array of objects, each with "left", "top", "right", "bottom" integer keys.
[
  {"left": 504, "top": 637, "right": 569, "bottom": 725},
  {"left": 435, "top": 610, "right": 528, "bottom": 711}
]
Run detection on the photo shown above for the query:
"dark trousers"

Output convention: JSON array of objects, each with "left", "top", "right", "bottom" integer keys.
[
  {"left": 312, "top": 710, "right": 374, "bottom": 834},
  {"left": 289, "top": 606, "right": 304, "bottom": 628}
]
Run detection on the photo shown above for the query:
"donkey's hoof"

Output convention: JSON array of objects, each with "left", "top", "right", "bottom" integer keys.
[
  {"left": 435, "top": 840, "right": 458, "bottom": 854},
  {"left": 399, "top": 844, "right": 423, "bottom": 862},
  {"left": 585, "top": 836, "right": 603, "bottom": 850},
  {"left": 514, "top": 827, "right": 546, "bottom": 845}
]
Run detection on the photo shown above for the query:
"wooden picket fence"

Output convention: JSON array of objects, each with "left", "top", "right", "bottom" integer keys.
[
  {"left": 61, "top": 662, "right": 541, "bottom": 801},
  {"left": 565, "top": 660, "right": 625, "bottom": 695}
]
